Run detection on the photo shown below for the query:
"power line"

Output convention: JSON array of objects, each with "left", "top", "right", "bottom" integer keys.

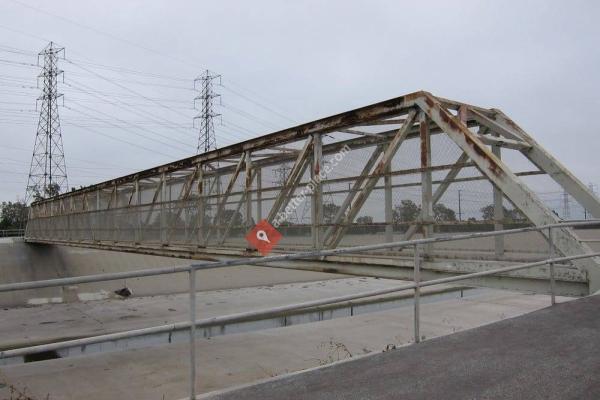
[
  {"left": 220, "top": 101, "right": 282, "bottom": 131},
  {"left": 66, "top": 101, "right": 194, "bottom": 152},
  {"left": 63, "top": 78, "right": 197, "bottom": 134},
  {"left": 64, "top": 61, "right": 196, "bottom": 124},
  {"left": 219, "top": 83, "right": 298, "bottom": 125},
  {"left": 4, "top": 2, "right": 300, "bottom": 125}
]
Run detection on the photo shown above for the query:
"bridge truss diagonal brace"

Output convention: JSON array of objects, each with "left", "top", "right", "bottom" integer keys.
[
  {"left": 267, "top": 136, "right": 314, "bottom": 224},
  {"left": 415, "top": 93, "right": 600, "bottom": 287},
  {"left": 219, "top": 155, "right": 257, "bottom": 245},
  {"left": 327, "top": 109, "right": 419, "bottom": 248},
  {"left": 205, "top": 153, "right": 246, "bottom": 243},
  {"left": 142, "top": 177, "right": 165, "bottom": 228},
  {"left": 322, "top": 143, "right": 387, "bottom": 244},
  {"left": 491, "top": 109, "right": 600, "bottom": 220},
  {"left": 166, "top": 166, "right": 202, "bottom": 243}
]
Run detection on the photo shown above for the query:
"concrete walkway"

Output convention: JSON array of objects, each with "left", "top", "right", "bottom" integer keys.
[
  {"left": 206, "top": 294, "right": 600, "bottom": 400},
  {"left": 0, "top": 290, "right": 562, "bottom": 399}
]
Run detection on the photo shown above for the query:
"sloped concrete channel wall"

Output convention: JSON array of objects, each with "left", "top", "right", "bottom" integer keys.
[{"left": 0, "top": 238, "right": 340, "bottom": 307}]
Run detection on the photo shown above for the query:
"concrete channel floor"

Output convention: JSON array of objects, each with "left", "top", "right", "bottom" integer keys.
[
  {"left": 0, "top": 276, "right": 450, "bottom": 349},
  {"left": 206, "top": 294, "right": 600, "bottom": 400},
  {"left": 0, "top": 290, "right": 565, "bottom": 399}
]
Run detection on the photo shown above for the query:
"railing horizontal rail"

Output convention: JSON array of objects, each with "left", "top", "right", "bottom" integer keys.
[
  {"left": 5, "top": 220, "right": 600, "bottom": 294},
  {"left": 2, "top": 250, "right": 599, "bottom": 360}
]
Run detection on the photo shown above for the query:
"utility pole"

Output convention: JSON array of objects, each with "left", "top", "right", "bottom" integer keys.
[
  {"left": 194, "top": 70, "right": 221, "bottom": 154},
  {"left": 26, "top": 42, "right": 68, "bottom": 203}
]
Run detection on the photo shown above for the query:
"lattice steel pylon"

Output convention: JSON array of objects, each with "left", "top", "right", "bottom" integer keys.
[
  {"left": 194, "top": 70, "right": 221, "bottom": 154},
  {"left": 25, "top": 42, "right": 68, "bottom": 203}
]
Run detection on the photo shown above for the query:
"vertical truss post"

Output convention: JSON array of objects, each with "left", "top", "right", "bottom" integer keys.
[
  {"left": 492, "top": 143, "right": 505, "bottom": 256},
  {"left": 188, "top": 266, "right": 197, "bottom": 400},
  {"left": 196, "top": 166, "right": 205, "bottom": 247},
  {"left": 413, "top": 244, "right": 421, "bottom": 343},
  {"left": 160, "top": 173, "right": 167, "bottom": 245},
  {"left": 256, "top": 167, "right": 262, "bottom": 222},
  {"left": 548, "top": 227, "right": 556, "bottom": 305},
  {"left": 135, "top": 180, "right": 141, "bottom": 244},
  {"left": 215, "top": 171, "right": 222, "bottom": 225},
  {"left": 403, "top": 153, "right": 469, "bottom": 241},
  {"left": 95, "top": 190, "right": 100, "bottom": 242},
  {"left": 312, "top": 133, "right": 323, "bottom": 249},
  {"left": 385, "top": 163, "right": 393, "bottom": 242},
  {"left": 419, "top": 112, "right": 433, "bottom": 256},
  {"left": 112, "top": 184, "right": 118, "bottom": 243},
  {"left": 66, "top": 197, "right": 71, "bottom": 241},
  {"left": 245, "top": 152, "right": 253, "bottom": 231}
]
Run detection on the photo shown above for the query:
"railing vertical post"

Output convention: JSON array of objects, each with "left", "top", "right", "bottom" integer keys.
[
  {"left": 548, "top": 227, "right": 556, "bottom": 306},
  {"left": 413, "top": 244, "right": 421, "bottom": 343},
  {"left": 189, "top": 266, "right": 197, "bottom": 399}
]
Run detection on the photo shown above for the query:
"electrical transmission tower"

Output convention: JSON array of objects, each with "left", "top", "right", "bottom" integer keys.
[
  {"left": 25, "top": 42, "right": 68, "bottom": 203},
  {"left": 194, "top": 70, "right": 221, "bottom": 154}
]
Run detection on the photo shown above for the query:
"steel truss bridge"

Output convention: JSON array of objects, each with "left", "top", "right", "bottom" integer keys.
[{"left": 25, "top": 91, "right": 600, "bottom": 295}]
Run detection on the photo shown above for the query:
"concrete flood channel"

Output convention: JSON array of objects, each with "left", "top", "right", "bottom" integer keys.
[
  {"left": 0, "top": 276, "right": 479, "bottom": 365},
  {"left": 0, "top": 239, "right": 575, "bottom": 398},
  {"left": 0, "top": 240, "right": 576, "bottom": 400}
]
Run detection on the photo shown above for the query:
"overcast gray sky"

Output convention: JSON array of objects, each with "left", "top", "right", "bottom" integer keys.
[{"left": 1, "top": 0, "right": 599, "bottom": 208}]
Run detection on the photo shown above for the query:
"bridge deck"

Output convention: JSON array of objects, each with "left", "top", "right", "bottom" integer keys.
[{"left": 207, "top": 294, "right": 600, "bottom": 400}]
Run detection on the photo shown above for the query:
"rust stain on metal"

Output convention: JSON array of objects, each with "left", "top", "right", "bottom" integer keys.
[
  {"left": 420, "top": 118, "right": 428, "bottom": 168},
  {"left": 428, "top": 98, "right": 504, "bottom": 179}
]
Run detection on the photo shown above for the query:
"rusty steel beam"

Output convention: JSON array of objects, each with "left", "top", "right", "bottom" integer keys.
[
  {"left": 322, "top": 144, "right": 386, "bottom": 244},
  {"left": 267, "top": 136, "right": 313, "bottom": 223},
  {"left": 414, "top": 92, "right": 600, "bottom": 289},
  {"left": 419, "top": 111, "right": 434, "bottom": 255},
  {"left": 327, "top": 110, "right": 418, "bottom": 248},
  {"left": 31, "top": 92, "right": 424, "bottom": 206}
]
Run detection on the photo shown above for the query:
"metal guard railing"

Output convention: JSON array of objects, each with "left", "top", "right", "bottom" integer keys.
[
  {"left": 0, "top": 229, "right": 25, "bottom": 238},
  {"left": 1, "top": 220, "right": 600, "bottom": 399}
]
